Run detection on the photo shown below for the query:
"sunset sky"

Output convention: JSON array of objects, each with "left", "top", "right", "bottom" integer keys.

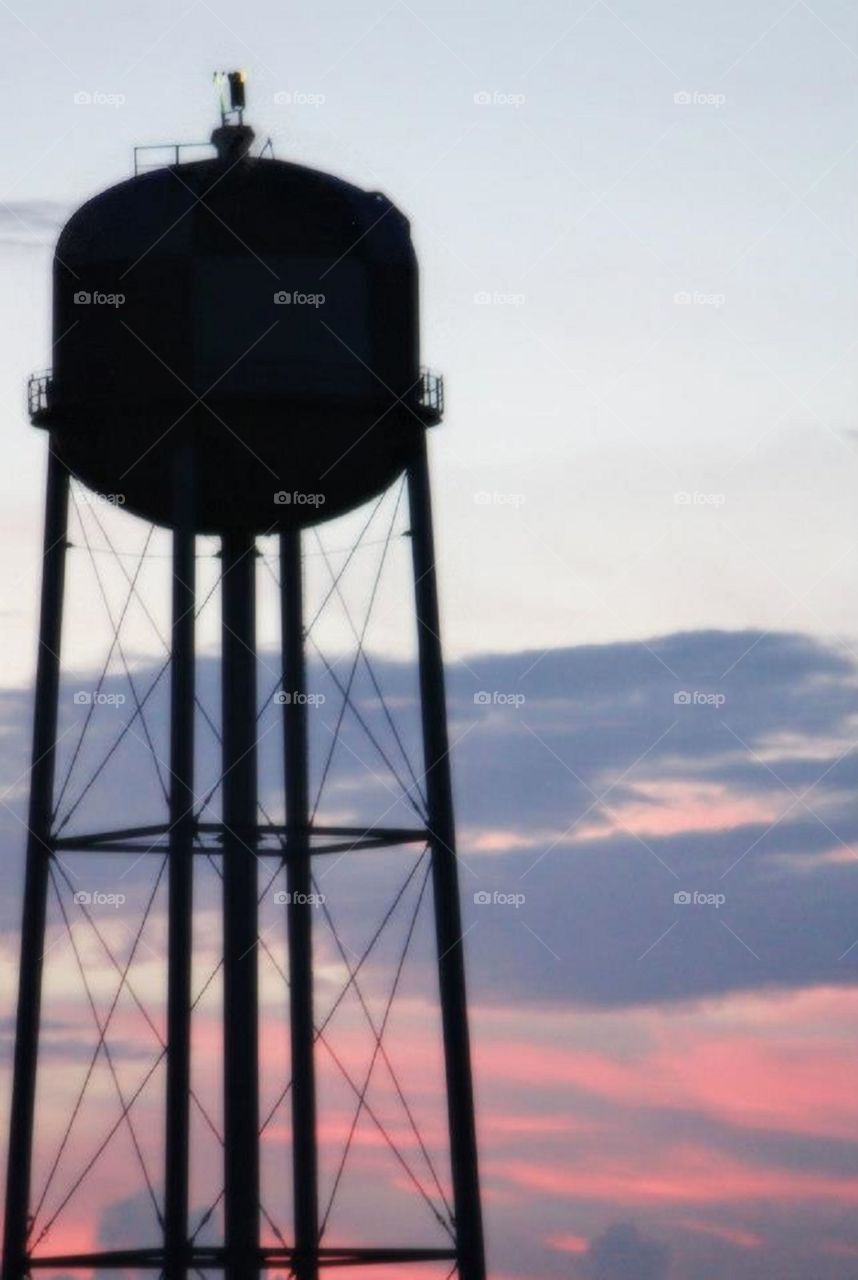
[{"left": 1, "top": 1, "right": 858, "bottom": 1278}]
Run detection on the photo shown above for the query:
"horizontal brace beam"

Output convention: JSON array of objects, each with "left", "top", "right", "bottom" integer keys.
[
  {"left": 52, "top": 826, "right": 429, "bottom": 855},
  {"left": 52, "top": 822, "right": 170, "bottom": 848},
  {"left": 309, "top": 826, "right": 429, "bottom": 840},
  {"left": 49, "top": 841, "right": 426, "bottom": 857},
  {"left": 29, "top": 1251, "right": 172, "bottom": 1268},
  {"left": 266, "top": 1247, "right": 457, "bottom": 1264},
  {"left": 309, "top": 837, "right": 425, "bottom": 856},
  {"left": 29, "top": 1246, "right": 457, "bottom": 1268},
  {"left": 50, "top": 841, "right": 173, "bottom": 854},
  {"left": 194, "top": 822, "right": 429, "bottom": 844}
]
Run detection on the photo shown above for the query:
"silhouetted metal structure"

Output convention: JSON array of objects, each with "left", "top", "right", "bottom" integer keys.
[{"left": 3, "top": 80, "right": 484, "bottom": 1280}]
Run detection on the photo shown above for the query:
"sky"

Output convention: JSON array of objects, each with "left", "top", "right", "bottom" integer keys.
[{"left": 1, "top": 0, "right": 858, "bottom": 1278}]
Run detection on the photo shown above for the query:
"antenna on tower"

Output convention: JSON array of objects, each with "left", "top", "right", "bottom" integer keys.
[
  {"left": 211, "top": 70, "right": 254, "bottom": 163},
  {"left": 214, "top": 69, "right": 247, "bottom": 126}
]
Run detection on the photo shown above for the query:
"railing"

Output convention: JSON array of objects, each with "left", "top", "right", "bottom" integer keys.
[
  {"left": 28, "top": 370, "right": 54, "bottom": 418},
  {"left": 27, "top": 366, "right": 444, "bottom": 423},
  {"left": 133, "top": 142, "right": 214, "bottom": 175},
  {"left": 417, "top": 368, "right": 444, "bottom": 420}
]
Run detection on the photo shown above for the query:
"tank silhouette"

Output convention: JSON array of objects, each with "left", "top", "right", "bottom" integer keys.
[
  {"left": 7, "top": 85, "right": 483, "bottom": 1280},
  {"left": 30, "top": 124, "right": 442, "bottom": 533}
]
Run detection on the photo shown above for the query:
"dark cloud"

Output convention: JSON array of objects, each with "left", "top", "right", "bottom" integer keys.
[
  {"left": 97, "top": 1188, "right": 157, "bottom": 1247},
  {"left": 1, "top": 629, "right": 857, "bottom": 1011},
  {"left": 585, "top": 1223, "right": 671, "bottom": 1280},
  {"left": 94, "top": 1191, "right": 163, "bottom": 1280},
  {"left": 3, "top": 631, "right": 858, "bottom": 1280}
]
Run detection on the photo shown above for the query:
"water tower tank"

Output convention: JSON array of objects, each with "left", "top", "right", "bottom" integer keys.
[
  {"left": 6, "top": 89, "right": 486, "bottom": 1280},
  {"left": 30, "top": 122, "right": 442, "bottom": 533}
]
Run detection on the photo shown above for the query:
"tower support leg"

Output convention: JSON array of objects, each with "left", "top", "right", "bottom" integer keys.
[
  {"left": 221, "top": 533, "right": 260, "bottom": 1280},
  {"left": 280, "top": 530, "right": 319, "bottom": 1280},
  {"left": 407, "top": 436, "right": 486, "bottom": 1280},
  {"left": 164, "top": 445, "right": 196, "bottom": 1280},
  {"left": 2, "top": 446, "right": 69, "bottom": 1280}
]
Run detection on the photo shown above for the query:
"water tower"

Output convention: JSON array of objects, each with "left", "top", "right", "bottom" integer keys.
[{"left": 3, "top": 77, "right": 485, "bottom": 1280}]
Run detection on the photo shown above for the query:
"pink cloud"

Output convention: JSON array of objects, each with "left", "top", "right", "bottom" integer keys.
[
  {"left": 475, "top": 990, "right": 858, "bottom": 1141},
  {"left": 675, "top": 1217, "right": 763, "bottom": 1248},
  {"left": 547, "top": 1231, "right": 589, "bottom": 1254},
  {"left": 579, "top": 780, "right": 785, "bottom": 840},
  {"left": 492, "top": 1145, "right": 858, "bottom": 1207}
]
